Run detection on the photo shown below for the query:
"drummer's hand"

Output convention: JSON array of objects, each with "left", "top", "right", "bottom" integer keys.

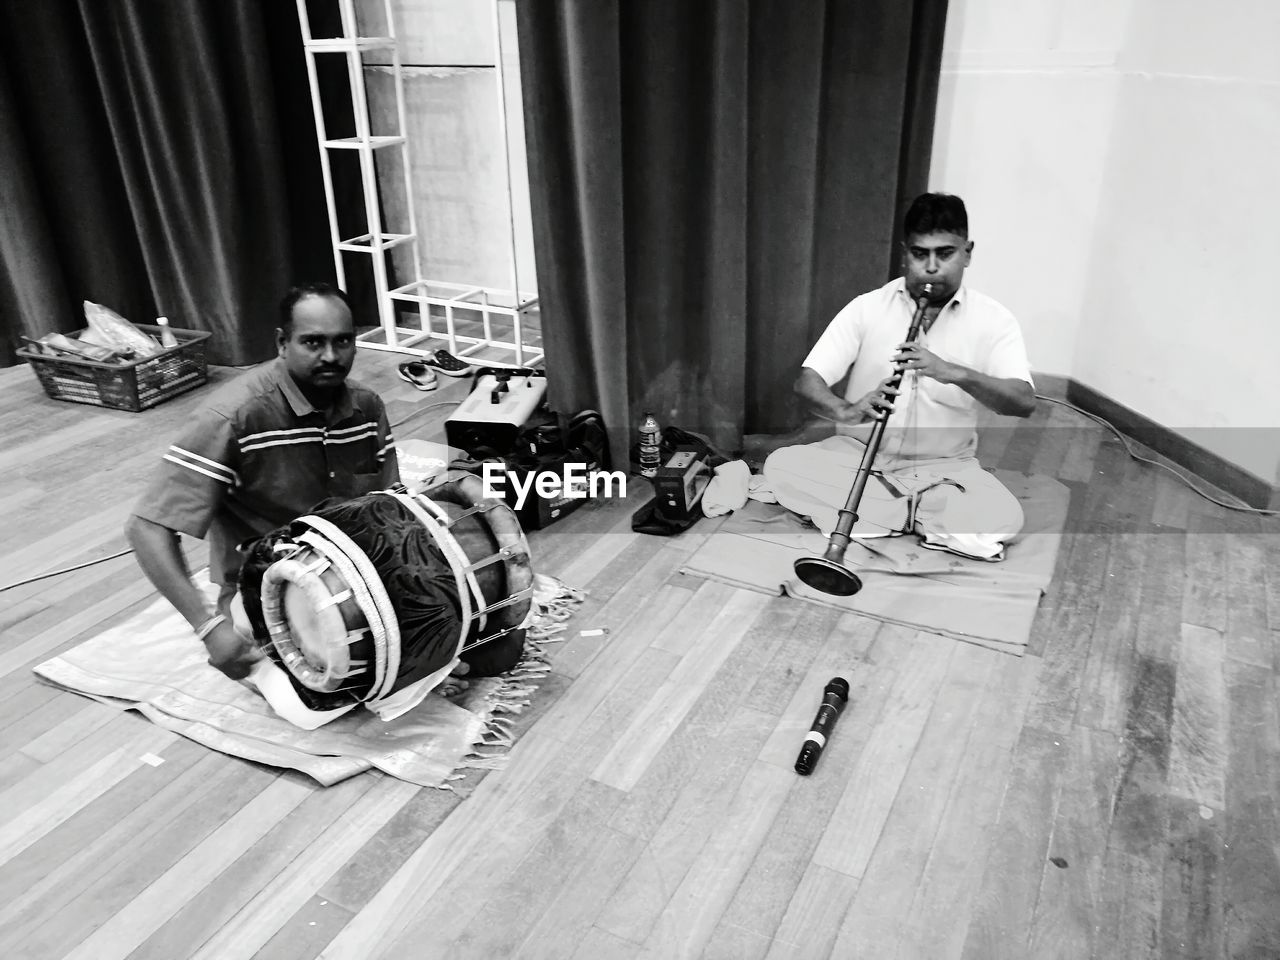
[
  {"left": 841, "top": 376, "right": 901, "bottom": 422},
  {"left": 204, "top": 620, "right": 264, "bottom": 680},
  {"left": 893, "top": 342, "right": 959, "bottom": 383}
]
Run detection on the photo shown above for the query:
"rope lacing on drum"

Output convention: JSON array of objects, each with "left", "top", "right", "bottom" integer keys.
[{"left": 388, "top": 492, "right": 480, "bottom": 659}]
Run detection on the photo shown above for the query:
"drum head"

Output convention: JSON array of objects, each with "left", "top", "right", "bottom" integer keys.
[
  {"left": 282, "top": 581, "right": 354, "bottom": 687},
  {"left": 262, "top": 552, "right": 375, "bottom": 695}
]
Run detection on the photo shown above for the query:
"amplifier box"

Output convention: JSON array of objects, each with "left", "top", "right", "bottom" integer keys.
[
  {"left": 653, "top": 446, "right": 711, "bottom": 518},
  {"left": 445, "top": 369, "right": 548, "bottom": 455},
  {"left": 501, "top": 466, "right": 590, "bottom": 531}
]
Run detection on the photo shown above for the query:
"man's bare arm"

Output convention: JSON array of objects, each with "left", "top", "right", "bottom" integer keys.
[
  {"left": 794, "top": 367, "right": 901, "bottom": 423},
  {"left": 125, "top": 515, "right": 211, "bottom": 627},
  {"left": 893, "top": 343, "right": 1036, "bottom": 418},
  {"left": 950, "top": 367, "right": 1036, "bottom": 418},
  {"left": 125, "top": 515, "right": 262, "bottom": 678}
]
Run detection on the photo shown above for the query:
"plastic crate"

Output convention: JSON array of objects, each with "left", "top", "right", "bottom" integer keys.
[{"left": 16, "top": 324, "right": 212, "bottom": 412}]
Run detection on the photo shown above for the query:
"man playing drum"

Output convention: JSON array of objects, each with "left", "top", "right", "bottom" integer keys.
[
  {"left": 758, "top": 193, "right": 1037, "bottom": 560},
  {"left": 125, "top": 282, "right": 397, "bottom": 680}
]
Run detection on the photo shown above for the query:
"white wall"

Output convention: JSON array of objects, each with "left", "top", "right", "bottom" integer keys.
[
  {"left": 1077, "top": 0, "right": 1280, "bottom": 481},
  {"left": 931, "top": 0, "right": 1131, "bottom": 379},
  {"left": 932, "top": 0, "right": 1280, "bottom": 483}
]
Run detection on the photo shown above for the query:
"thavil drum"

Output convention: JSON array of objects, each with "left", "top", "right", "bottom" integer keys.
[{"left": 236, "top": 475, "right": 533, "bottom": 713}]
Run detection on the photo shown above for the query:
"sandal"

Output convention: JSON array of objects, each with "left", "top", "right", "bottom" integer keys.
[
  {"left": 397, "top": 361, "right": 439, "bottom": 392},
  {"left": 423, "top": 349, "right": 475, "bottom": 378}
]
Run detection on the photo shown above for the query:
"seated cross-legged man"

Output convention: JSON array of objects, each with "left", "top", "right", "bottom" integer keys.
[{"left": 758, "top": 192, "right": 1037, "bottom": 561}]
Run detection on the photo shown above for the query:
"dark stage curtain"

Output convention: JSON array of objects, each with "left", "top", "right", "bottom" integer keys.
[
  {"left": 0, "top": 0, "right": 336, "bottom": 367},
  {"left": 515, "top": 0, "right": 948, "bottom": 461}
]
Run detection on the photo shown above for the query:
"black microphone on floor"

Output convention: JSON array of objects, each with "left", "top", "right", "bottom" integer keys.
[{"left": 794, "top": 677, "right": 850, "bottom": 776}]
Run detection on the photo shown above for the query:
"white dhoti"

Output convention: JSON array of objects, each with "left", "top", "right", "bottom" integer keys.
[{"left": 762, "top": 436, "right": 1023, "bottom": 560}]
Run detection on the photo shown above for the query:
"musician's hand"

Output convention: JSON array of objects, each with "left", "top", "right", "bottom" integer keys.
[
  {"left": 840, "top": 377, "right": 901, "bottom": 422},
  {"left": 204, "top": 620, "right": 264, "bottom": 680},
  {"left": 893, "top": 342, "right": 960, "bottom": 383}
]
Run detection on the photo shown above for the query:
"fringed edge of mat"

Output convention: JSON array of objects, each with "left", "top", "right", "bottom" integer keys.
[{"left": 447, "top": 573, "right": 585, "bottom": 781}]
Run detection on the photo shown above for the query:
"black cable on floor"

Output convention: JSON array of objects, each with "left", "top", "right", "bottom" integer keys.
[
  {"left": 1035, "top": 394, "right": 1277, "bottom": 517},
  {"left": 0, "top": 548, "right": 135, "bottom": 594}
]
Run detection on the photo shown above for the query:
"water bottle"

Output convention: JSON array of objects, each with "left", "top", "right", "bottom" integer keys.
[
  {"left": 156, "top": 316, "right": 178, "bottom": 349},
  {"left": 639, "top": 412, "right": 661, "bottom": 478}
]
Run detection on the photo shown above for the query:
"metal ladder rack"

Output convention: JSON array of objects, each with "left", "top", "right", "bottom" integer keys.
[{"left": 295, "top": 0, "right": 542, "bottom": 368}]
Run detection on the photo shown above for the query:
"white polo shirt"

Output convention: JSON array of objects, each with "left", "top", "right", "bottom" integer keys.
[{"left": 802, "top": 278, "right": 1033, "bottom": 462}]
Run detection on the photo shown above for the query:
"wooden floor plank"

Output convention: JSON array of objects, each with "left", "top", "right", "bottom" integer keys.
[
  {"left": 1027, "top": 408, "right": 1077, "bottom": 480},
  {"left": 566, "top": 926, "right": 643, "bottom": 960},
  {"left": 997, "top": 402, "right": 1052, "bottom": 475},
  {"left": 1161, "top": 797, "right": 1225, "bottom": 960},
  {"left": 0, "top": 724, "right": 178, "bottom": 865},
  {"left": 591, "top": 588, "right": 770, "bottom": 791},
  {"left": 1167, "top": 624, "right": 1228, "bottom": 811},
  {"left": 0, "top": 681, "right": 63, "bottom": 736},
  {"left": 1221, "top": 658, "right": 1280, "bottom": 960},
  {"left": 316, "top": 648, "right": 682, "bottom": 960},
  {"left": 317, "top": 780, "right": 464, "bottom": 914},
  {"left": 1224, "top": 530, "right": 1272, "bottom": 668},
  {"left": 710, "top": 617, "right": 888, "bottom": 945},
  {"left": 1135, "top": 532, "right": 1187, "bottom": 663},
  {"left": 530, "top": 582, "right": 697, "bottom": 745},
  {"left": 1023, "top": 531, "right": 1109, "bottom": 735},
  {"left": 1053, "top": 417, "right": 1103, "bottom": 485},
  {"left": 0, "top": 578, "right": 158, "bottom": 680},
  {"left": 635, "top": 759, "right": 794, "bottom": 960},
  {"left": 1075, "top": 532, "right": 1148, "bottom": 734},
  {"left": 1182, "top": 513, "right": 1229, "bottom": 632},
  {"left": 0, "top": 411, "right": 138, "bottom": 477},
  {"left": 1094, "top": 653, "right": 1178, "bottom": 959},
  {"left": 810, "top": 631, "right": 957, "bottom": 878},
  {"left": 958, "top": 726, "right": 1068, "bottom": 960},
  {"left": 764, "top": 862, "right": 861, "bottom": 960},
  {"left": 0, "top": 751, "right": 42, "bottom": 794},
  {"left": 547, "top": 539, "right": 705, "bottom": 680},
  {"left": 894, "top": 651, "right": 1042, "bottom": 960},
  {"left": 4, "top": 761, "right": 280, "bottom": 960},
  {"left": 128, "top": 774, "right": 378, "bottom": 960},
  {"left": 0, "top": 739, "right": 211, "bottom": 932},
  {"left": 830, "top": 641, "right": 997, "bottom": 958},
  {"left": 249, "top": 895, "right": 357, "bottom": 960},
  {"left": 745, "top": 609, "right": 887, "bottom": 720},
  {"left": 701, "top": 922, "right": 774, "bottom": 960},
  {"left": 1025, "top": 724, "right": 1121, "bottom": 960},
  {"left": 1265, "top": 534, "right": 1280, "bottom": 640},
  {"left": 510, "top": 823, "right": 648, "bottom": 960},
  {"left": 61, "top": 777, "right": 314, "bottom": 960},
  {"left": 594, "top": 705, "right": 781, "bottom": 946},
  {"left": 1149, "top": 469, "right": 1196, "bottom": 531},
  {"left": 188, "top": 778, "right": 420, "bottom": 960},
  {"left": 0, "top": 711, "right": 154, "bottom": 821},
  {"left": 605, "top": 599, "right": 830, "bottom": 843},
  {"left": 435, "top": 780, "right": 628, "bottom": 960},
  {"left": 974, "top": 411, "right": 1018, "bottom": 467},
  {"left": 18, "top": 699, "right": 122, "bottom": 763}
]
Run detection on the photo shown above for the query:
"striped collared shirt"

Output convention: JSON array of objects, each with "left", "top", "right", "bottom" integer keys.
[{"left": 133, "top": 358, "right": 398, "bottom": 584}]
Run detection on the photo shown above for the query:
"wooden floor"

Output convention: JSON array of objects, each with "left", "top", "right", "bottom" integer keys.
[{"left": 1, "top": 350, "right": 1278, "bottom": 960}]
